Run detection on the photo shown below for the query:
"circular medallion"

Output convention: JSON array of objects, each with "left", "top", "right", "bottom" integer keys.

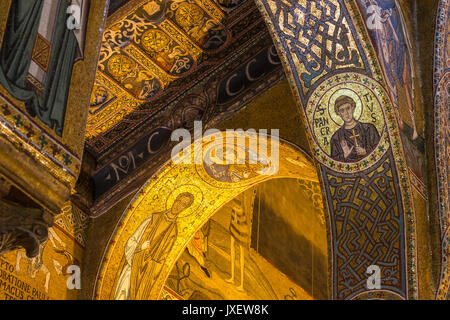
[
  {"left": 107, "top": 54, "right": 136, "bottom": 78},
  {"left": 307, "top": 73, "right": 390, "bottom": 172},
  {"left": 175, "top": 3, "right": 203, "bottom": 28},
  {"left": 194, "top": 131, "right": 274, "bottom": 189},
  {"left": 141, "top": 29, "right": 172, "bottom": 52}
]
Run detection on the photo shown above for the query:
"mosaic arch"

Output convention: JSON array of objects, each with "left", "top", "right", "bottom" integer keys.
[
  {"left": 434, "top": 0, "right": 450, "bottom": 301},
  {"left": 94, "top": 132, "right": 329, "bottom": 299},
  {"left": 254, "top": 0, "right": 419, "bottom": 299}
]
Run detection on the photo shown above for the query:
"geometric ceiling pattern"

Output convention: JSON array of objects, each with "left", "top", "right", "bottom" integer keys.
[{"left": 86, "top": 0, "right": 265, "bottom": 155}]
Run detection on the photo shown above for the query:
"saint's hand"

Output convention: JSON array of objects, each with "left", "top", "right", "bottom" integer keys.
[
  {"left": 356, "top": 146, "right": 366, "bottom": 156},
  {"left": 340, "top": 140, "right": 354, "bottom": 159},
  {"left": 141, "top": 240, "right": 151, "bottom": 250}
]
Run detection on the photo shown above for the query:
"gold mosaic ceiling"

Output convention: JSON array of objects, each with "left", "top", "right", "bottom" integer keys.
[{"left": 86, "top": 0, "right": 265, "bottom": 154}]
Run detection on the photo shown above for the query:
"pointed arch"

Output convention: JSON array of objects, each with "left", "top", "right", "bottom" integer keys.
[{"left": 94, "top": 132, "right": 331, "bottom": 299}]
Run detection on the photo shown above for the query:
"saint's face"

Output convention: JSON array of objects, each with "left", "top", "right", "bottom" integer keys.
[
  {"left": 337, "top": 102, "right": 356, "bottom": 124},
  {"left": 171, "top": 194, "right": 194, "bottom": 216}
]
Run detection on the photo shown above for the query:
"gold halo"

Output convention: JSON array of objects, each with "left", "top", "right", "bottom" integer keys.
[
  {"left": 328, "top": 88, "right": 363, "bottom": 126},
  {"left": 165, "top": 184, "right": 203, "bottom": 219}
]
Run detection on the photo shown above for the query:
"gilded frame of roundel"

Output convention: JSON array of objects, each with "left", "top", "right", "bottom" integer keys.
[
  {"left": 253, "top": 0, "right": 418, "bottom": 299},
  {"left": 93, "top": 134, "right": 330, "bottom": 299}
]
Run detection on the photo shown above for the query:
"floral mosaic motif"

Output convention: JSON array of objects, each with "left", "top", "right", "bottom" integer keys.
[
  {"left": 139, "top": 29, "right": 195, "bottom": 75},
  {"left": 0, "top": 95, "right": 79, "bottom": 178},
  {"left": 171, "top": 2, "right": 228, "bottom": 51},
  {"left": 105, "top": 54, "right": 163, "bottom": 100},
  {"left": 86, "top": 0, "right": 267, "bottom": 153}
]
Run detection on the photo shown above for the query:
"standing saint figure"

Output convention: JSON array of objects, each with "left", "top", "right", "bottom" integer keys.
[
  {"left": 360, "top": 0, "right": 418, "bottom": 140},
  {"left": 15, "top": 227, "right": 67, "bottom": 294},
  {"left": 0, "top": 0, "right": 89, "bottom": 136},
  {"left": 114, "top": 192, "right": 194, "bottom": 300},
  {"left": 330, "top": 95, "right": 381, "bottom": 163}
]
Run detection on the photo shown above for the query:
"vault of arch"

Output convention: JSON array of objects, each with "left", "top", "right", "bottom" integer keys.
[{"left": 94, "top": 132, "right": 328, "bottom": 299}]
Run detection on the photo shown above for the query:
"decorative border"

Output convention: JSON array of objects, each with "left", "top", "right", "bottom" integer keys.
[{"left": 434, "top": 0, "right": 450, "bottom": 300}]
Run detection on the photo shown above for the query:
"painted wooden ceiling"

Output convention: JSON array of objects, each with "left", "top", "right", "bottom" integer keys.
[{"left": 85, "top": 0, "right": 264, "bottom": 155}]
